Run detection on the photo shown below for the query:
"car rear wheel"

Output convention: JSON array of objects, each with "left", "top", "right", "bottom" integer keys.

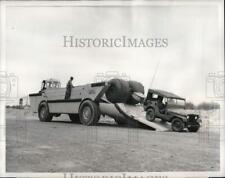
[
  {"left": 38, "top": 102, "right": 53, "bottom": 122},
  {"left": 171, "top": 118, "right": 184, "bottom": 132},
  {"left": 146, "top": 108, "right": 155, "bottom": 122},
  {"left": 79, "top": 100, "right": 100, "bottom": 125}
]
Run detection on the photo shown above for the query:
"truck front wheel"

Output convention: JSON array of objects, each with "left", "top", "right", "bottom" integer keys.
[
  {"left": 38, "top": 102, "right": 53, "bottom": 122},
  {"left": 79, "top": 100, "right": 100, "bottom": 125}
]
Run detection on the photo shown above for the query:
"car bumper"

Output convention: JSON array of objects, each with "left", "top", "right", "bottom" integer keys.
[{"left": 187, "top": 123, "right": 200, "bottom": 128}]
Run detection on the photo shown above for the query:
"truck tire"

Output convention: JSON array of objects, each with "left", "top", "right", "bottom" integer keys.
[
  {"left": 127, "top": 80, "right": 145, "bottom": 105},
  {"left": 171, "top": 118, "right": 184, "bottom": 132},
  {"left": 38, "top": 102, "right": 53, "bottom": 122},
  {"left": 146, "top": 108, "right": 155, "bottom": 121},
  {"left": 69, "top": 114, "right": 80, "bottom": 123},
  {"left": 105, "top": 79, "right": 130, "bottom": 103},
  {"left": 79, "top": 100, "right": 100, "bottom": 125}
]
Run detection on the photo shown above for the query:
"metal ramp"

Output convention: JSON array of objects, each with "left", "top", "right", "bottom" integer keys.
[{"left": 116, "top": 103, "right": 171, "bottom": 131}]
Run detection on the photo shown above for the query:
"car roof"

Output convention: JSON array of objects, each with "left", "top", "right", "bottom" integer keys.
[{"left": 148, "top": 89, "right": 185, "bottom": 100}]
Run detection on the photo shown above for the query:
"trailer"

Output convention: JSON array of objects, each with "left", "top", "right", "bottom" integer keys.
[{"left": 29, "top": 78, "right": 170, "bottom": 131}]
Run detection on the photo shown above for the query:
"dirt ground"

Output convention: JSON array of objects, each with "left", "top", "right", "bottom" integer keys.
[{"left": 6, "top": 108, "right": 220, "bottom": 172}]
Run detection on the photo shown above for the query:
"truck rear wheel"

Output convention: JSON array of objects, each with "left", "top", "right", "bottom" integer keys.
[
  {"left": 69, "top": 114, "right": 80, "bottom": 123},
  {"left": 171, "top": 118, "right": 184, "bottom": 132},
  {"left": 79, "top": 100, "right": 100, "bottom": 125},
  {"left": 38, "top": 102, "right": 53, "bottom": 122}
]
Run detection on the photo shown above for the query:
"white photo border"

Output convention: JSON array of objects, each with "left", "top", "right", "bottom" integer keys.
[{"left": 0, "top": 0, "right": 224, "bottom": 177}]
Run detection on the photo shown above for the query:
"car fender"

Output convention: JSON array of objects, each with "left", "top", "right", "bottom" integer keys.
[
  {"left": 145, "top": 106, "right": 155, "bottom": 112},
  {"left": 169, "top": 113, "right": 187, "bottom": 122}
]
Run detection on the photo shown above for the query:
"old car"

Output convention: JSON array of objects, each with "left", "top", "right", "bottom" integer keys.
[{"left": 143, "top": 89, "right": 201, "bottom": 132}]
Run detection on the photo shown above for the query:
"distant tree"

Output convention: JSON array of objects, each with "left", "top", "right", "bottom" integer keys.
[
  {"left": 197, "top": 102, "right": 220, "bottom": 110},
  {"left": 185, "top": 101, "right": 196, "bottom": 110}
]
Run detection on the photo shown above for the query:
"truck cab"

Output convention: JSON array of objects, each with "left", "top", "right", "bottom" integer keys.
[
  {"left": 144, "top": 89, "right": 201, "bottom": 132},
  {"left": 40, "top": 79, "right": 61, "bottom": 91}
]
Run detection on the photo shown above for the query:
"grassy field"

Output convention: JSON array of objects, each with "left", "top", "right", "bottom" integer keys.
[{"left": 6, "top": 108, "right": 221, "bottom": 172}]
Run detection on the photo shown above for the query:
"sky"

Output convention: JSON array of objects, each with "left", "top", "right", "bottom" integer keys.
[{"left": 4, "top": 2, "right": 224, "bottom": 104}]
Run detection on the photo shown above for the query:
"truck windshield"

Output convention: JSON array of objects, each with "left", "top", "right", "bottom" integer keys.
[
  {"left": 43, "top": 81, "right": 61, "bottom": 89},
  {"left": 48, "top": 82, "right": 60, "bottom": 88}
]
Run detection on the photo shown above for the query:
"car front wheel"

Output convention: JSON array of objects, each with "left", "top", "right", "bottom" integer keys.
[{"left": 171, "top": 118, "right": 184, "bottom": 132}]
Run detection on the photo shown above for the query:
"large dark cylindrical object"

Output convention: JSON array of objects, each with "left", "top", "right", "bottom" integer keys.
[
  {"left": 126, "top": 80, "right": 145, "bottom": 105},
  {"left": 105, "top": 79, "right": 130, "bottom": 103}
]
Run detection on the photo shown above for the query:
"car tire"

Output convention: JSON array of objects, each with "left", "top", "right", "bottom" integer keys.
[
  {"left": 69, "top": 114, "right": 80, "bottom": 123},
  {"left": 105, "top": 79, "right": 130, "bottom": 103},
  {"left": 38, "top": 102, "right": 53, "bottom": 122},
  {"left": 126, "top": 80, "right": 145, "bottom": 105},
  {"left": 171, "top": 118, "right": 184, "bottom": 132},
  {"left": 146, "top": 108, "right": 155, "bottom": 122},
  {"left": 79, "top": 100, "right": 100, "bottom": 125}
]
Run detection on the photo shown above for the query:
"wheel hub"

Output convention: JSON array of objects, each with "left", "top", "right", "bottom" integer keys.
[
  {"left": 40, "top": 107, "right": 46, "bottom": 118},
  {"left": 83, "top": 106, "right": 92, "bottom": 121},
  {"left": 174, "top": 121, "right": 182, "bottom": 128},
  {"left": 148, "top": 111, "right": 154, "bottom": 118}
]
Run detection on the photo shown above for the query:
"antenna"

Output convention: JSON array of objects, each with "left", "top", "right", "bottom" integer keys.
[{"left": 150, "top": 60, "right": 161, "bottom": 88}]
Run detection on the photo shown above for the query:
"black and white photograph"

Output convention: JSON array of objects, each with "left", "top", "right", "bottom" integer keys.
[{"left": 0, "top": 0, "right": 224, "bottom": 177}]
